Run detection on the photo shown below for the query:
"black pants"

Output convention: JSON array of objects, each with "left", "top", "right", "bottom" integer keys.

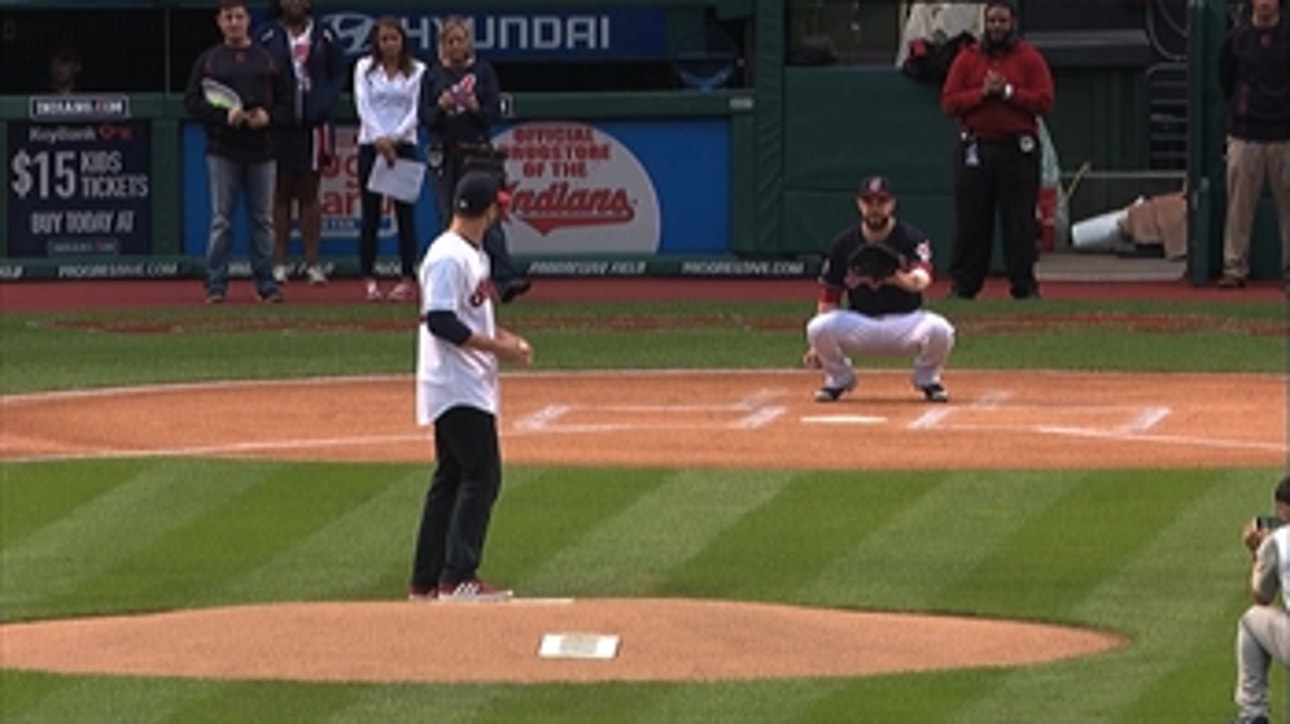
[
  {"left": 949, "top": 135, "right": 1041, "bottom": 298},
  {"left": 430, "top": 150, "right": 520, "bottom": 286},
  {"left": 357, "top": 143, "right": 418, "bottom": 279},
  {"left": 410, "top": 406, "right": 502, "bottom": 589}
]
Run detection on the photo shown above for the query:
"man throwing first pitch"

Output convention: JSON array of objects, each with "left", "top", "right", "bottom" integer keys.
[
  {"left": 408, "top": 171, "right": 532, "bottom": 602},
  {"left": 804, "top": 176, "right": 956, "bottom": 403}
]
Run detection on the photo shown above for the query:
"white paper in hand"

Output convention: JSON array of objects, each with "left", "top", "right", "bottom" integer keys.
[
  {"left": 366, "top": 158, "right": 425, "bottom": 204},
  {"left": 201, "top": 78, "right": 243, "bottom": 110}
]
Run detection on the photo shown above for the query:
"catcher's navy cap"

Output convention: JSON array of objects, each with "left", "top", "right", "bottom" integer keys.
[
  {"left": 454, "top": 172, "right": 503, "bottom": 216},
  {"left": 858, "top": 176, "right": 895, "bottom": 201}
]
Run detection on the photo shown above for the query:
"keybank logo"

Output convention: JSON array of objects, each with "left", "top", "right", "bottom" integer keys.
[{"left": 321, "top": 10, "right": 666, "bottom": 60}]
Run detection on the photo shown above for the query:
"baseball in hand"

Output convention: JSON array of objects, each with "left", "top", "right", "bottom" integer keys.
[{"left": 1244, "top": 518, "right": 1267, "bottom": 553}]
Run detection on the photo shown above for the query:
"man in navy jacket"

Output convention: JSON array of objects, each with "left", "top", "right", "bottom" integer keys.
[{"left": 258, "top": 0, "right": 346, "bottom": 286}]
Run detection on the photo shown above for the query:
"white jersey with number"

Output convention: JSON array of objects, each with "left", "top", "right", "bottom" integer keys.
[{"left": 416, "top": 230, "right": 496, "bottom": 424}]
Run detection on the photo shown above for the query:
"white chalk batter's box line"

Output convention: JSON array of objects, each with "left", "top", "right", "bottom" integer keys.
[
  {"left": 510, "top": 388, "right": 1172, "bottom": 434},
  {"left": 512, "top": 388, "right": 792, "bottom": 433},
  {"left": 507, "top": 398, "right": 1286, "bottom": 453}
]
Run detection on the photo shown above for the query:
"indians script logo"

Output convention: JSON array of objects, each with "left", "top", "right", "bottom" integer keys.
[
  {"left": 503, "top": 181, "right": 635, "bottom": 234},
  {"left": 493, "top": 122, "right": 661, "bottom": 254}
]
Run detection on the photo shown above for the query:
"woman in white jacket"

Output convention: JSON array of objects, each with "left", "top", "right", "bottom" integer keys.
[{"left": 354, "top": 17, "right": 425, "bottom": 302}]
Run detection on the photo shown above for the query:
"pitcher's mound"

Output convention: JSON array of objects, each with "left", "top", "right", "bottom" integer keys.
[{"left": 0, "top": 598, "right": 1124, "bottom": 683}]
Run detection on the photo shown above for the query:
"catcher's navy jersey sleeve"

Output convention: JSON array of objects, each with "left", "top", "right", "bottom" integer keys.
[{"left": 891, "top": 223, "right": 934, "bottom": 270}]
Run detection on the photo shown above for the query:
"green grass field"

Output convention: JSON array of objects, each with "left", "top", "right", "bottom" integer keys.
[{"left": 1, "top": 295, "right": 1286, "bottom": 722}]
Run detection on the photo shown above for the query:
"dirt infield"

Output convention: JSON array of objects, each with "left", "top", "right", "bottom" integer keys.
[
  {"left": 1, "top": 368, "right": 1282, "bottom": 683},
  {"left": 3, "top": 370, "right": 1284, "bottom": 469}
]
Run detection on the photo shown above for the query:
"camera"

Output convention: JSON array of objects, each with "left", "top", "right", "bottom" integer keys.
[
  {"left": 461, "top": 148, "right": 508, "bottom": 186},
  {"left": 1256, "top": 515, "right": 1283, "bottom": 531}
]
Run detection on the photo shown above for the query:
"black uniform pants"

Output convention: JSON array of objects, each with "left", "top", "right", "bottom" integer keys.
[
  {"left": 357, "top": 143, "right": 418, "bottom": 279},
  {"left": 410, "top": 406, "right": 502, "bottom": 589},
  {"left": 430, "top": 149, "right": 520, "bottom": 287},
  {"left": 949, "top": 135, "right": 1041, "bottom": 298}
]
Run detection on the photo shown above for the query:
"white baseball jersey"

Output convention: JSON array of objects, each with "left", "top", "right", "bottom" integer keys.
[
  {"left": 1253, "top": 526, "right": 1290, "bottom": 610},
  {"left": 416, "top": 230, "right": 496, "bottom": 424}
]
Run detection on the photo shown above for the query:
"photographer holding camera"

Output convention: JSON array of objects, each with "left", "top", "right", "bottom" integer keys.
[
  {"left": 420, "top": 16, "right": 529, "bottom": 304},
  {"left": 1233, "top": 474, "right": 1290, "bottom": 724}
]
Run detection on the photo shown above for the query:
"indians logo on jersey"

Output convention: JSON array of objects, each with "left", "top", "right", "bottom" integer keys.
[
  {"left": 447, "top": 74, "right": 476, "bottom": 111},
  {"left": 468, "top": 278, "right": 495, "bottom": 308},
  {"left": 492, "top": 121, "right": 661, "bottom": 254}
]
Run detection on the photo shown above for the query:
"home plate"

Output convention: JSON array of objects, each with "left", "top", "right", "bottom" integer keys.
[{"left": 800, "top": 415, "right": 888, "bottom": 425}]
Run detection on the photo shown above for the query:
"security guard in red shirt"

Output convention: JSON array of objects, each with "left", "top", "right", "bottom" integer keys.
[{"left": 941, "top": 0, "right": 1054, "bottom": 300}]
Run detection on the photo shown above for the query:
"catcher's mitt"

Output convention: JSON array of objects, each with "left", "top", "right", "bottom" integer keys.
[{"left": 848, "top": 243, "right": 904, "bottom": 280}]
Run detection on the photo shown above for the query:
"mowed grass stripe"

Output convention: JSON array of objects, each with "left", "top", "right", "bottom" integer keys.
[
  {"left": 0, "top": 459, "right": 275, "bottom": 620},
  {"left": 807, "top": 670, "right": 1010, "bottom": 722},
  {"left": 0, "top": 460, "right": 152, "bottom": 544},
  {"left": 636, "top": 680, "right": 852, "bottom": 724},
  {"left": 1061, "top": 470, "right": 1265, "bottom": 722},
  {"left": 478, "top": 683, "right": 672, "bottom": 722},
  {"left": 0, "top": 675, "right": 220, "bottom": 724},
  {"left": 947, "top": 470, "right": 1257, "bottom": 724},
  {"left": 801, "top": 471, "right": 1083, "bottom": 610},
  {"left": 932, "top": 471, "right": 1217, "bottom": 621},
  {"left": 59, "top": 462, "right": 417, "bottom": 611},
  {"left": 0, "top": 672, "right": 79, "bottom": 723},
  {"left": 162, "top": 680, "right": 374, "bottom": 723},
  {"left": 516, "top": 470, "right": 797, "bottom": 597},
  {"left": 489, "top": 468, "right": 671, "bottom": 595},
  {"left": 663, "top": 472, "right": 939, "bottom": 602},
  {"left": 214, "top": 465, "right": 428, "bottom": 603},
  {"left": 325, "top": 684, "right": 504, "bottom": 724},
  {"left": 217, "top": 465, "right": 549, "bottom": 602}
]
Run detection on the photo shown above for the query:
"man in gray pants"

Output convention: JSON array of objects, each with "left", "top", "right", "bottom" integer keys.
[
  {"left": 1216, "top": 0, "right": 1289, "bottom": 291},
  {"left": 1234, "top": 474, "right": 1290, "bottom": 724}
]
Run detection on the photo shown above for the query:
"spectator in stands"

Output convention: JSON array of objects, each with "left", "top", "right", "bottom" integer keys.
[
  {"left": 420, "top": 15, "right": 530, "bottom": 304},
  {"left": 940, "top": 0, "right": 1053, "bottom": 301},
  {"left": 259, "top": 0, "right": 346, "bottom": 288},
  {"left": 354, "top": 17, "right": 425, "bottom": 302},
  {"left": 184, "top": 0, "right": 290, "bottom": 304},
  {"left": 1216, "top": 0, "right": 1290, "bottom": 291},
  {"left": 47, "top": 43, "right": 82, "bottom": 95}
]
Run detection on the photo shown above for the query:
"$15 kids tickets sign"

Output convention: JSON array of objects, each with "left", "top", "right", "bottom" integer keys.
[{"left": 492, "top": 122, "right": 661, "bottom": 254}]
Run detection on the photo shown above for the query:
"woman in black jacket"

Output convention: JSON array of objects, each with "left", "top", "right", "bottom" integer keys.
[{"left": 420, "top": 16, "right": 529, "bottom": 303}]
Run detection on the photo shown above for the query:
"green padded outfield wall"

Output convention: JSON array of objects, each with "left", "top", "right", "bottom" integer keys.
[{"left": 780, "top": 69, "right": 956, "bottom": 264}]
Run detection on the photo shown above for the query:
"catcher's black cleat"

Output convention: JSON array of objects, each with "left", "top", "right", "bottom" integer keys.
[
  {"left": 813, "top": 380, "right": 856, "bottom": 403},
  {"left": 918, "top": 383, "right": 949, "bottom": 403}
]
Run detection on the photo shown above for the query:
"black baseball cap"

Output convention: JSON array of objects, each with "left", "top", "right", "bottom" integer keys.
[
  {"left": 454, "top": 172, "right": 503, "bottom": 217},
  {"left": 858, "top": 176, "right": 895, "bottom": 201}
]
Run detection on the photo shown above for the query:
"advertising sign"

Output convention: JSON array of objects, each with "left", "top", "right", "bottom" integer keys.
[
  {"left": 494, "top": 120, "right": 728, "bottom": 256},
  {"left": 181, "top": 119, "right": 728, "bottom": 263},
  {"left": 318, "top": 125, "right": 394, "bottom": 241},
  {"left": 7, "top": 120, "right": 151, "bottom": 258},
  {"left": 319, "top": 9, "right": 668, "bottom": 61},
  {"left": 29, "top": 94, "right": 131, "bottom": 122},
  {"left": 181, "top": 123, "right": 435, "bottom": 267},
  {"left": 495, "top": 121, "right": 661, "bottom": 254}
]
